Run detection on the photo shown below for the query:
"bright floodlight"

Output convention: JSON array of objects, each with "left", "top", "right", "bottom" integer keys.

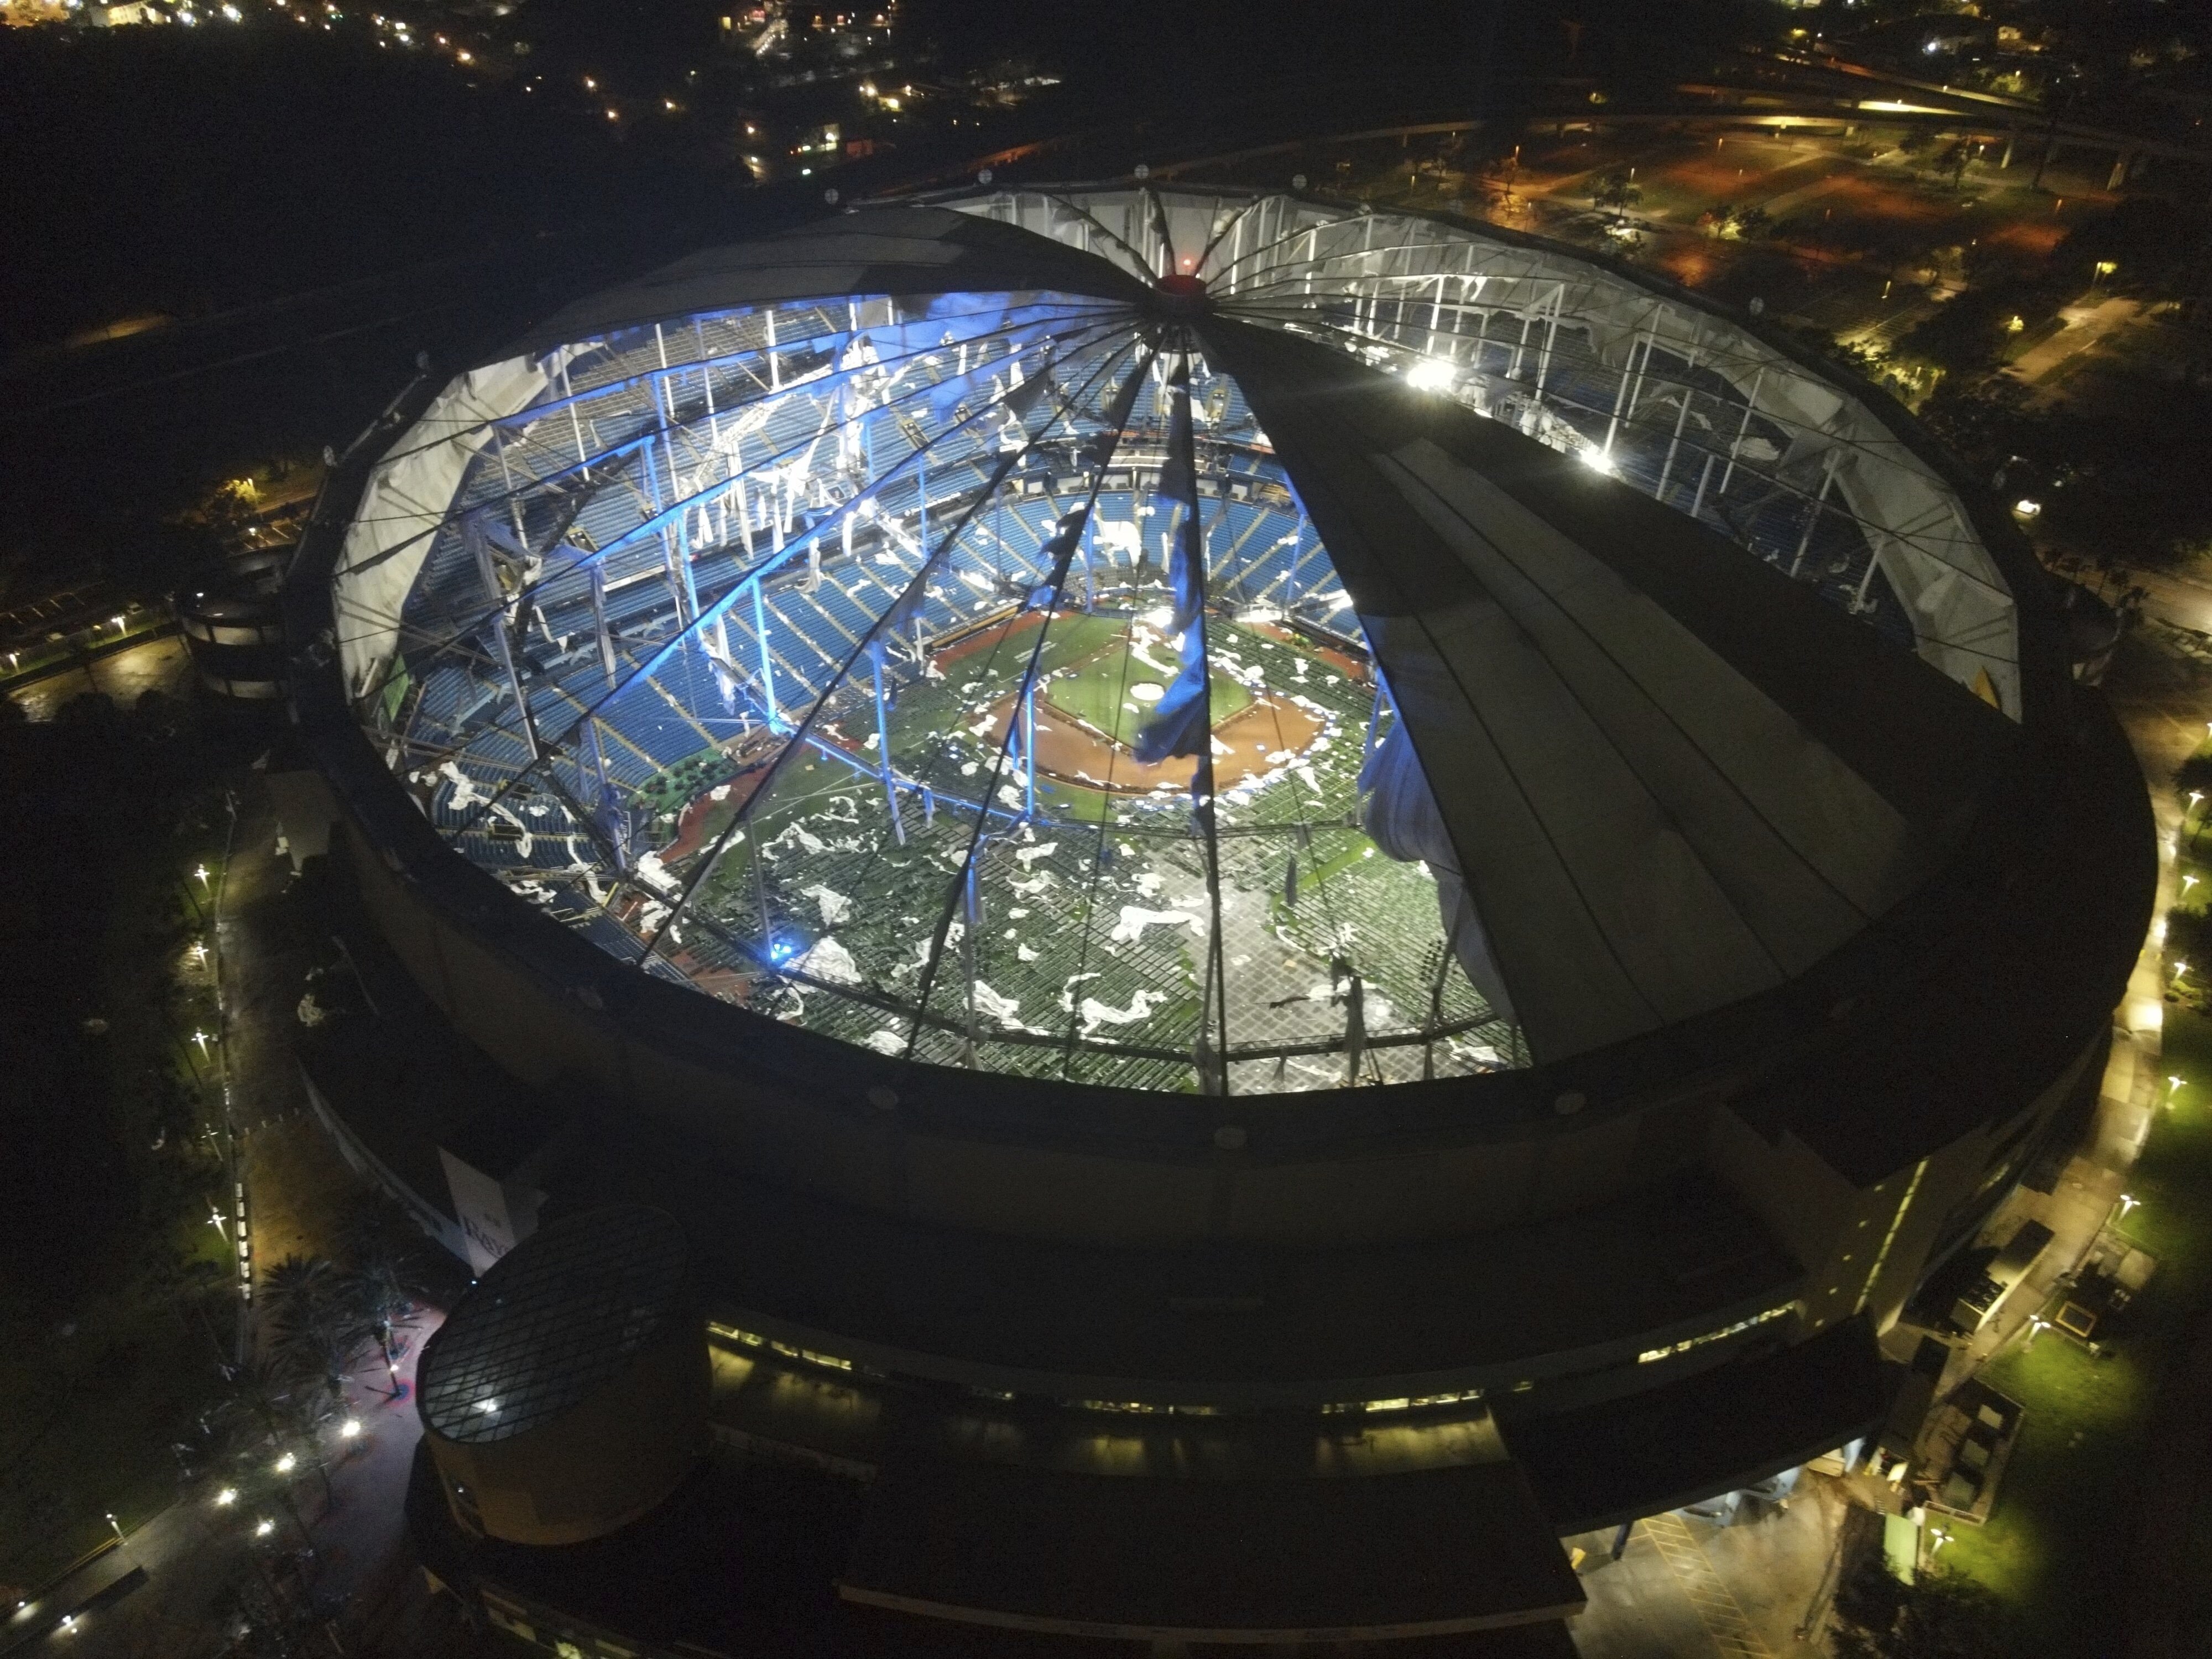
[{"left": 1404, "top": 357, "right": 1456, "bottom": 393}]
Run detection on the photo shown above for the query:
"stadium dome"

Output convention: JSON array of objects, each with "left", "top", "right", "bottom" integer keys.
[{"left": 327, "top": 185, "right": 2031, "bottom": 1096}]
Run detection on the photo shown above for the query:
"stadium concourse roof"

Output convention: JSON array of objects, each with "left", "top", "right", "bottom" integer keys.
[{"left": 332, "top": 188, "right": 2036, "bottom": 1084}]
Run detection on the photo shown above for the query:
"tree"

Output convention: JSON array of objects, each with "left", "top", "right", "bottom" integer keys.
[
  {"left": 257, "top": 1255, "right": 341, "bottom": 1344},
  {"left": 337, "top": 1225, "right": 436, "bottom": 1374},
  {"left": 258, "top": 1255, "right": 374, "bottom": 1410},
  {"left": 1832, "top": 1562, "right": 2016, "bottom": 1659},
  {"left": 1720, "top": 204, "right": 1771, "bottom": 242},
  {"left": 1589, "top": 169, "right": 1642, "bottom": 217}
]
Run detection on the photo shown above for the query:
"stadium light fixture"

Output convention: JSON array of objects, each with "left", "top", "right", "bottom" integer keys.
[{"left": 1404, "top": 358, "right": 1456, "bottom": 393}]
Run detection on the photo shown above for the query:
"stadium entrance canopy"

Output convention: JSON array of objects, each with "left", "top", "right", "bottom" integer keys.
[{"left": 331, "top": 185, "right": 2021, "bottom": 1094}]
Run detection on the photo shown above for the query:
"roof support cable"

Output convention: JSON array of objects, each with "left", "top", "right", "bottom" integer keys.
[{"left": 904, "top": 339, "right": 1157, "bottom": 1057}]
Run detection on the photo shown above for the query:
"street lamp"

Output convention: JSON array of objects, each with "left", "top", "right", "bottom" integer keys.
[
  {"left": 273, "top": 1453, "right": 296, "bottom": 1475},
  {"left": 2119, "top": 1192, "right": 2141, "bottom": 1217},
  {"left": 2026, "top": 1314, "right": 2052, "bottom": 1348},
  {"left": 214, "top": 1487, "right": 237, "bottom": 1507},
  {"left": 253, "top": 1519, "right": 274, "bottom": 1538},
  {"left": 192, "top": 1030, "right": 211, "bottom": 1056},
  {"left": 195, "top": 865, "right": 210, "bottom": 887},
  {"left": 340, "top": 1418, "right": 362, "bottom": 1439}
]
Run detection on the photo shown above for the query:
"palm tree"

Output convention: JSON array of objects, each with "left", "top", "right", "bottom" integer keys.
[
  {"left": 257, "top": 1255, "right": 341, "bottom": 1348},
  {"left": 258, "top": 1255, "right": 374, "bottom": 1412},
  {"left": 341, "top": 1243, "right": 433, "bottom": 1374},
  {"left": 333, "top": 1198, "right": 441, "bottom": 1371}
]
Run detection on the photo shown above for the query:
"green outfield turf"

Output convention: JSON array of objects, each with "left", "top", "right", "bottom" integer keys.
[{"left": 1039, "top": 618, "right": 1254, "bottom": 749}]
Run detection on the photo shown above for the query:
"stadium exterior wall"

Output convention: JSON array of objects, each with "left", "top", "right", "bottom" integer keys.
[
  {"left": 337, "top": 800, "right": 1724, "bottom": 1248},
  {"left": 280, "top": 243, "right": 2151, "bottom": 1389},
  {"left": 424, "top": 1316, "right": 711, "bottom": 1548}
]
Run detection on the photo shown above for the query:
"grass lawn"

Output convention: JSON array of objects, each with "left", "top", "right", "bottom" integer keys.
[
  {"left": 1938, "top": 1006, "right": 2212, "bottom": 1654},
  {"left": 0, "top": 836, "right": 236, "bottom": 1599},
  {"left": 1037, "top": 618, "right": 1254, "bottom": 749}
]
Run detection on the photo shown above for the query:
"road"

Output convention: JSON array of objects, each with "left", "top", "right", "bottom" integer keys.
[
  {"left": 2007, "top": 296, "right": 2142, "bottom": 388},
  {"left": 6, "top": 635, "right": 192, "bottom": 721}
]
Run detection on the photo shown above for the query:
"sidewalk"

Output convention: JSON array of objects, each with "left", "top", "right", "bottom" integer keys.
[{"left": 2006, "top": 295, "right": 2139, "bottom": 386}]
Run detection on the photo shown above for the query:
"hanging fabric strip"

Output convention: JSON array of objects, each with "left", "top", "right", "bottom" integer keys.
[{"left": 1133, "top": 356, "right": 1213, "bottom": 765}]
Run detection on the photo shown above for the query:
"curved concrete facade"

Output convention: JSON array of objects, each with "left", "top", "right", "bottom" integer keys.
[
  {"left": 418, "top": 1208, "right": 709, "bottom": 1547},
  {"left": 283, "top": 192, "right": 2153, "bottom": 1427}
]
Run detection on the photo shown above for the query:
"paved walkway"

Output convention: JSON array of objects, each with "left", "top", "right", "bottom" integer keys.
[
  {"left": 2006, "top": 295, "right": 2140, "bottom": 386},
  {"left": 60, "top": 782, "right": 455, "bottom": 1657},
  {"left": 2105, "top": 630, "right": 2212, "bottom": 1659},
  {"left": 1568, "top": 1478, "right": 1848, "bottom": 1658}
]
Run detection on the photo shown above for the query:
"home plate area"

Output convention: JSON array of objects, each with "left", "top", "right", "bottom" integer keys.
[{"left": 963, "top": 611, "right": 1342, "bottom": 801}]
